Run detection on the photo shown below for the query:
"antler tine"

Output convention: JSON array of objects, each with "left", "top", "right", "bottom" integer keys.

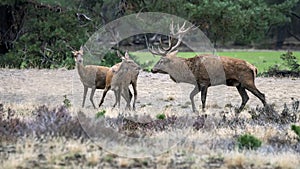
[
  {"left": 145, "top": 34, "right": 168, "bottom": 56},
  {"left": 180, "top": 21, "right": 186, "bottom": 31},
  {"left": 166, "top": 21, "right": 195, "bottom": 53},
  {"left": 158, "top": 46, "right": 167, "bottom": 54},
  {"left": 148, "top": 44, "right": 160, "bottom": 56},
  {"left": 170, "top": 20, "right": 175, "bottom": 35},
  {"left": 159, "top": 36, "right": 173, "bottom": 51},
  {"left": 174, "top": 21, "right": 194, "bottom": 37}
]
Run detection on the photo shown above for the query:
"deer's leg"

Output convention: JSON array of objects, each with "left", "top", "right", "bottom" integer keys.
[
  {"left": 244, "top": 84, "right": 267, "bottom": 107},
  {"left": 123, "top": 87, "right": 131, "bottom": 110},
  {"left": 112, "top": 89, "right": 118, "bottom": 108},
  {"left": 131, "top": 81, "right": 137, "bottom": 110},
  {"left": 117, "top": 88, "right": 121, "bottom": 108},
  {"left": 90, "top": 87, "right": 96, "bottom": 109},
  {"left": 82, "top": 86, "right": 88, "bottom": 108},
  {"left": 244, "top": 82, "right": 267, "bottom": 107},
  {"left": 236, "top": 84, "right": 249, "bottom": 112},
  {"left": 99, "top": 86, "right": 110, "bottom": 107},
  {"left": 189, "top": 85, "right": 200, "bottom": 112},
  {"left": 200, "top": 85, "right": 208, "bottom": 112}
]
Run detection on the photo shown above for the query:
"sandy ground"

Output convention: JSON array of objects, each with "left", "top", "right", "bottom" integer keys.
[
  {"left": 0, "top": 68, "right": 299, "bottom": 114},
  {"left": 1, "top": 68, "right": 300, "bottom": 168}
]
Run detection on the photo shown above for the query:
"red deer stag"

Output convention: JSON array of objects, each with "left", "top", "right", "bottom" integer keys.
[{"left": 148, "top": 22, "right": 267, "bottom": 113}]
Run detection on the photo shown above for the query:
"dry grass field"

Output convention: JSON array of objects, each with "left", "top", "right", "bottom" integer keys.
[{"left": 0, "top": 68, "right": 300, "bottom": 168}]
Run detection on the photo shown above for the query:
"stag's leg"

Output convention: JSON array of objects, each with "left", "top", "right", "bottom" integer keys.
[
  {"left": 99, "top": 86, "right": 110, "bottom": 107},
  {"left": 189, "top": 85, "right": 200, "bottom": 112},
  {"left": 90, "top": 87, "right": 97, "bottom": 109},
  {"left": 200, "top": 85, "right": 208, "bottom": 112},
  {"left": 244, "top": 84, "right": 267, "bottom": 107},
  {"left": 82, "top": 86, "right": 88, "bottom": 108},
  {"left": 236, "top": 84, "right": 249, "bottom": 112}
]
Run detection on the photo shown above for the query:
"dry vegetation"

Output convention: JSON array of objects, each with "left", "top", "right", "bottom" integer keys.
[{"left": 0, "top": 68, "right": 300, "bottom": 168}]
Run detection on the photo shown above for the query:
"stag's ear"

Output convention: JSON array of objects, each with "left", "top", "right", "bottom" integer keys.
[
  {"left": 168, "top": 50, "right": 178, "bottom": 57},
  {"left": 71, "top": 51, "right": 76, "bottom": 55}
]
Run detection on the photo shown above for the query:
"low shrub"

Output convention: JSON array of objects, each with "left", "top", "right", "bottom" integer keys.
[
  {"left": 63, "top": 95, "right": 72, "bottom": 108},
  {"left": 291, "top": 125, "right": 300, "bottom": 140},
  {"left": 0, "top": 104, "right": 87, "bottom": 142},
  {"left": 27, "top": 105, "right": 86, "bottom": 139},
  {"left": 0, "top": 104, "right": 27, "bottom": 142},
  {"left": 96, "top": 110, "right": 106, "bottom": 119},
  {"left": 156, "top": 113, "right": 166, "bottom": 120},
  {"left": 237, "top": 134, "right": 262, "bottom": 150},
  {"left": 263, "top": 51, "right": 300, "bottom": 77}
]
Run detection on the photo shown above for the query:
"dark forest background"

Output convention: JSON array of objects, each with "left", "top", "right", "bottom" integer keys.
[{"left": 0, "top": 0, "right": 299, "bottom": 69}]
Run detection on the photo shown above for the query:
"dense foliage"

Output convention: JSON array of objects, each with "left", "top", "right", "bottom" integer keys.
[{"left": 0, "top": 0, "right": 299, "bottom": 69}]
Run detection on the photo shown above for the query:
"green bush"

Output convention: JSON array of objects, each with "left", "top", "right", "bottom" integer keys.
[
  {"left": 96, "top": 110, "right": 106, "bottom": 119},
  {"left": 280, "top": 51, "right": 300, "bottom": 72},
  {"left": 156, "top": 113, "right": 166, "bottom": 120},
  {"left": 237, "top": 134, "right": 262, "bottom": 150},
  {"left": 63, "top": 95, "right": 71, "bottom": 108},
  {"left": 291, "top": 125, "right": 300, "bottom": 139},
  {"left": 263, "top": 51, "right": 300, "bottom": 77}
]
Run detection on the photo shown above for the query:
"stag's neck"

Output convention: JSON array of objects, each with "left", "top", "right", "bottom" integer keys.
[{"left": 169, "top": 58, "right": 196, "bottom": 84}]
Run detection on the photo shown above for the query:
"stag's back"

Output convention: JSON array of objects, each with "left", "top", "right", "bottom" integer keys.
[{"left": 186, "top": 54, "right": 257, "bottom": 86}]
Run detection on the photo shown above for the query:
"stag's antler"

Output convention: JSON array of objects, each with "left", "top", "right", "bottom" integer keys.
[{"left": 147, "top": 21, "right": 195, "bottom": 56}]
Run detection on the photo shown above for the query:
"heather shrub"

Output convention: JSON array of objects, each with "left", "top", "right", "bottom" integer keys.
[
  {"left": 27, "top": 105, "right": 86, "bottom": 139},
  {"left": 237, "top": 134, "right": 262, "bottom": 150},
  {"left": 0, "top": 104, "right": 27, "bottom": 142}
]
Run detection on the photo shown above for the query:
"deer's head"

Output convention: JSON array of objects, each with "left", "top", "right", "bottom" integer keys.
[
  {"left": 117, "top": 50, "right": 141, "bottom": 73},
  {"left": 72, "top": 46, "right": 84, "bottom": 64}
]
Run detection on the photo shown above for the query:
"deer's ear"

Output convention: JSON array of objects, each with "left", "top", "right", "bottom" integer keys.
[
  {"left": 71, "top": 51, "right": 76, "bottom": 55},
  {"left": 125, "top": 51, "right": 130, "bottom": 59},
  {"left": 79, "top": 46, "right": 84, "bottom": 54},
  {"left": 168, "top": 50, "right": 178, "bottom": 57},
  {"left": 117, "top": 50, "right": 124, "bottom": 58}
]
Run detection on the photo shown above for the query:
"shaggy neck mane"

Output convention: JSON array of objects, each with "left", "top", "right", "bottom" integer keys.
[{"left": 169, "top": 57, "right": 196, "bottom": 84}]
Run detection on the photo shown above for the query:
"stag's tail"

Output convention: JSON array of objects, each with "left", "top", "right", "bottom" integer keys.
[{"left": 246, "top": 62, "right": 257, "bottom": 78}]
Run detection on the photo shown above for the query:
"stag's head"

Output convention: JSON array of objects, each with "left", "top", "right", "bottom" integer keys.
[
  {"left": 151, "top": 50, "right": 179, "bottom": 74},
  {"left": 72, "top": 46, "right": 84, "bottom": 64},
  {"left": 147, "top": 21, "right": 195, "bottom": 74}
]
